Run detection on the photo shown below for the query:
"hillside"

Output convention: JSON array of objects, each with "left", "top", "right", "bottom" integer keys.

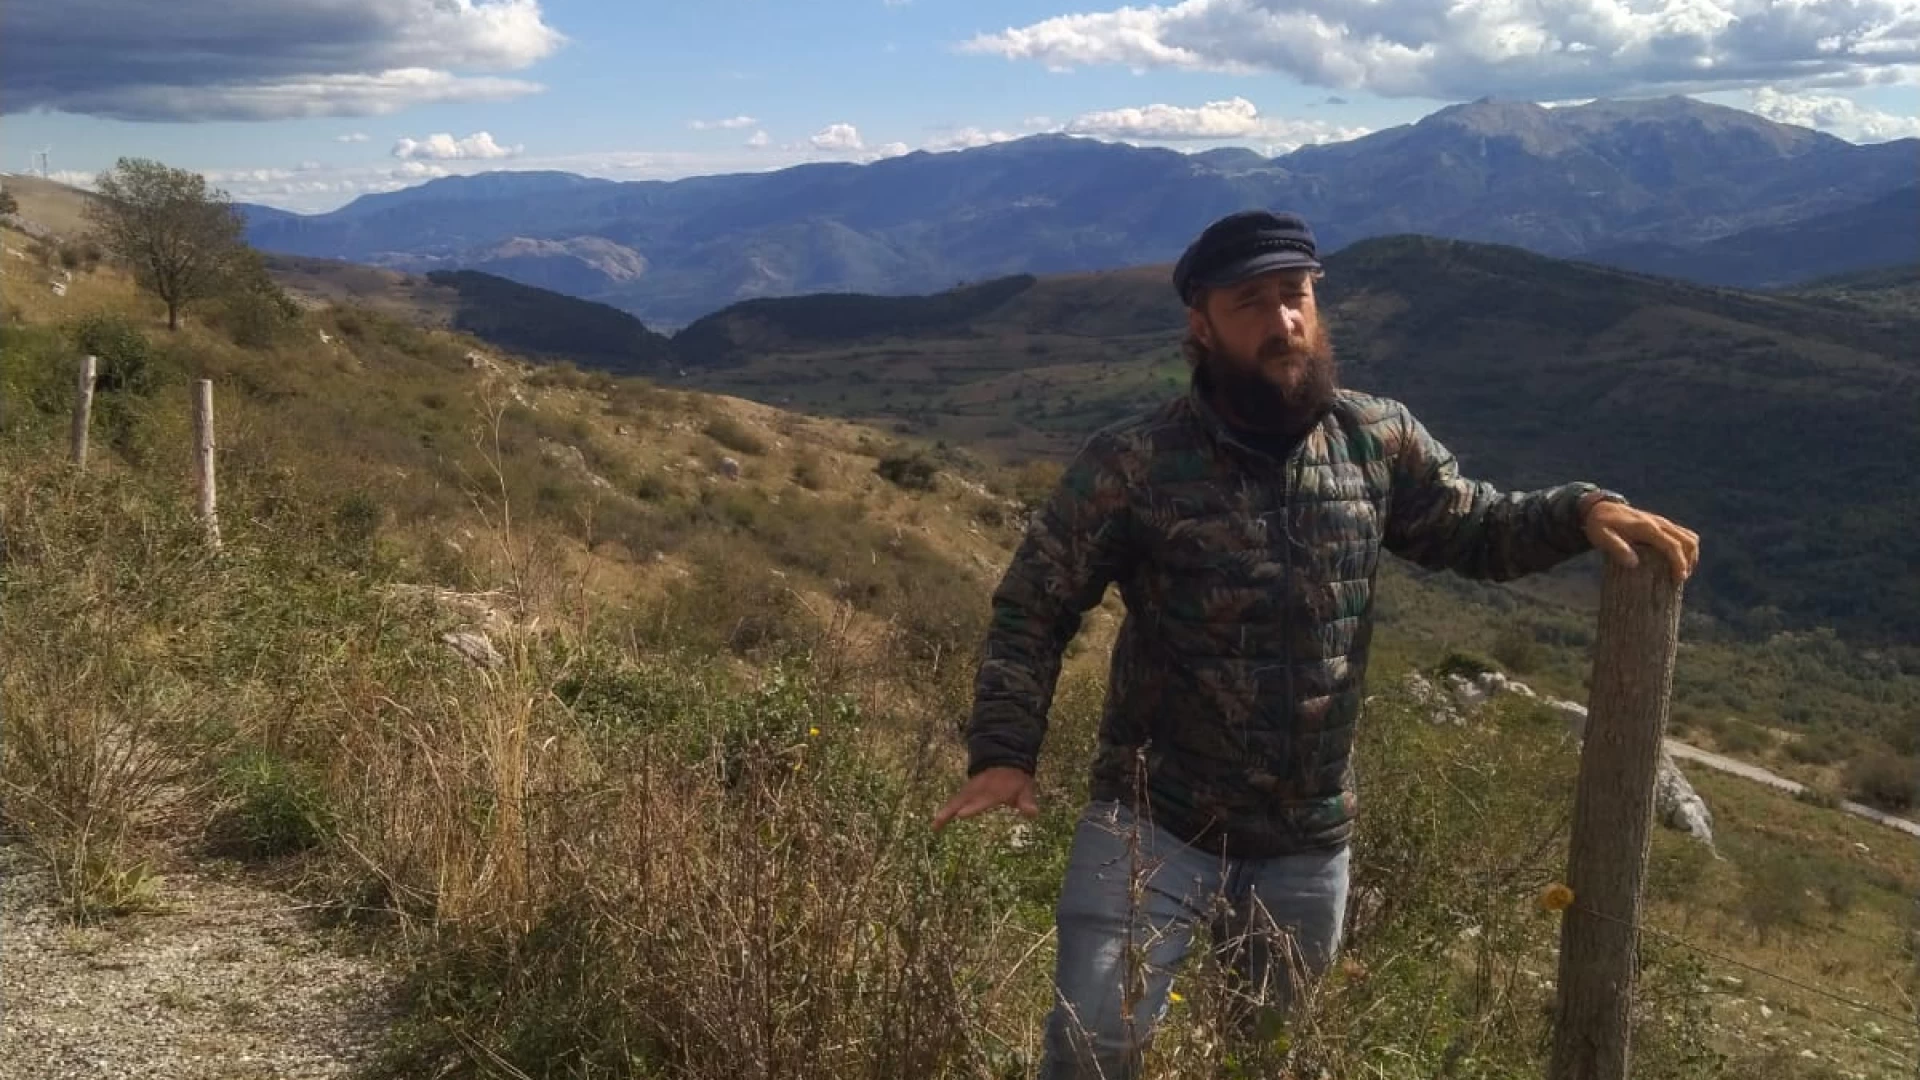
[
  {"left": 259, "top": 255, "right": 680, "bottom": 374},
  {"left": 1587, "top": 184, "right": 1920, "bottom": 288},
  {"left": 239, "top": 97, "right": 1920, "bottom": 324},
  {"left": 4, "top": 209, "right": 1918, "bottom": 1080},
  {"left": 675, "top": 236, "right": 1920, "bottom": 653}
]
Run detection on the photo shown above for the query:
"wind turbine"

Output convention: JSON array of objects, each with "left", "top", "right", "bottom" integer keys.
[{"left": 34, "top": 147, "right": 51, "bottom": 179}]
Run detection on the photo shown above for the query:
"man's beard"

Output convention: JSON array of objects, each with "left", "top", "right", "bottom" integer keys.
[{"left": 1198, "top": 321, "right": 1339, "bottom": 434}]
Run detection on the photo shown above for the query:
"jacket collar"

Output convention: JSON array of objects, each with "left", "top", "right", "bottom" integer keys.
[{"left": 1184, "top": 368, "right": 1331, "bottom": 463}]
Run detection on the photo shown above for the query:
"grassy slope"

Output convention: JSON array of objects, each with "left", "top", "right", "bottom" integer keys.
[{"left": 3, "top": 218, "right": 1915, "bottom": 1078}]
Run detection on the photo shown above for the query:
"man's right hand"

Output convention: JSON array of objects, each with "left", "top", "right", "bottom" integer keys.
[{"left": 931, "top": 766, "right": 1039, "bottom": 831}]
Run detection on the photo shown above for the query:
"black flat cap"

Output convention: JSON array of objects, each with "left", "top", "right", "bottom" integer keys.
[{"left": 1173, "top": 209, "right": 1321, "bottom": 307}]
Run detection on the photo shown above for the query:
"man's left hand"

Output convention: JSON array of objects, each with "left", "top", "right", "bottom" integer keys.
[{"left": 1582, "top": 496, "right": 1699, "bottom": 585}]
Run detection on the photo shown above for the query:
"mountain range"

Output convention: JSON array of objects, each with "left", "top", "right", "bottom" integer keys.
[{"left": 241, "top": 95, "right": 1920, "bottom": 326}]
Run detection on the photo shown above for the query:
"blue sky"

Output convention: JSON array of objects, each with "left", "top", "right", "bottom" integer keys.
[{"left": 4, "top": 0, "right": 1917, "bottom": 212}]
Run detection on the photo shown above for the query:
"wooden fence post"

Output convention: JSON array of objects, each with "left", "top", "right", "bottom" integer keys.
[
  {"left": 1549, "top": 545, "right": 1685, "bottom": 1080},
  {"left": 70, "top": 354, "right": 96, "bottom": 467},
  {"left": 192, "top": 378, "right": 221, "bottom": 551}
]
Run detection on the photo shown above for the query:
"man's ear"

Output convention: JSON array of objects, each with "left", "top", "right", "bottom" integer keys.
[{"left": 1186, "top": 303, "right": 1211, "bottom": 347}]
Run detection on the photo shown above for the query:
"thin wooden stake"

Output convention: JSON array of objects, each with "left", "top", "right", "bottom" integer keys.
[
  {"left": 70, "top": 354, "right": 96, "bottom": 467},
  {"left": 192, "top": 378, "right": 221, "bottom": 551},
  {"left": 1549, "top": 545, "right": 1685, "bottom": 1080}
]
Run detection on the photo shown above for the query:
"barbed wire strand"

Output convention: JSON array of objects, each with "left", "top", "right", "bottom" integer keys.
[{"left": 1571, "top": 902, "right": 1919, "bottom": 1066}]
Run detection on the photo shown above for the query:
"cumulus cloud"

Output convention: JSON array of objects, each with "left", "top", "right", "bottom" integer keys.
[
  {"left": 1063, "top": 97, "right": 1368, "bottom": 148},
  {"left": 809, "top": 123, "right": 866, "bottom": 151},
  {"left": 391, "top": 161, "right": 451, "bottom": 179},
  {"left": 958, "top": 0, "right": 1920, "bottom": 101},
  {"left": 746, "top": 130, "right": 772, "bottom": 148},
  {"left": 689, "top": 115, "right": 757, "bottom": 130},
  {"left": 1, "top": 0, "right": 563, "bottom": 121},
  {"left": 204, "top": 167, "right": 298, "bottom": 184},
  {"left": 925, "top": 126, "right": 1022, "bottom": 150},
  {"left": 392, "top": 131, "right": 522, "bottom": 160},
  {"left": 1746, "top": 87, "right": 1920, "bottom": 141}
]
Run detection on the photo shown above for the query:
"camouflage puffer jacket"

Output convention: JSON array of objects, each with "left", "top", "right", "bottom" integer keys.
[{"left": 964, "top": 382, "right": 1612, "bottom": 857}]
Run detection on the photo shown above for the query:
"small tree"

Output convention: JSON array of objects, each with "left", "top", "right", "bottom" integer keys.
[
  {"left": 0, "top": 186, "right": 17, "bottom": 216},
  {"left": 85, "top": 158, "right": 247, "bottom": 331}
]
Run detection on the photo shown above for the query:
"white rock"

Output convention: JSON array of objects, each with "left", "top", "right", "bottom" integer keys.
[
  {"left": 1759, "top": 1004, "right": 1773, "bottom": 1019},
  {"left": 717, "top": 456, "right": 741, "bottom": 480},
  {"left": 1853, "top": 842, "right": 1870, "bottom": 854},
  {"left": 441, "top": 630, "right": 503, "bottom": 669}
]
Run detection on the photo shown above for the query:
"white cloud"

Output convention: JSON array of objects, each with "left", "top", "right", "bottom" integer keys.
[
  {"left": 204, "top": 167, "right": 298, "bottom": 184},
  {"left": 5, "top": 0, "right": 564, "bottom": 121},
  {"left": 391, "top": 161, "right": 451, "bottom": 179},
  {"left": 1066, "top": 96, "right": 1260, "bottom": 140},
  {"left": 957, "top": 0, "right": 1920, "bottom": 101},
  {"left": 1022, "top": 115, "right": 1055, "bottom": 129},
  {"left": 925, "top": 127, "right": 1022, "bottom": 151},
  {"left": 45, "top": 170, "right": 99, "bottom": 190},
  {"left": 866, "top": 141, "right": 912, "bottom": 161},
  {"left": 809, "top": 122, "right": 866, "bottom": 152},
  {"left": 392, "top": 131, "right": 522, "bottom": 160},
  {"left": 689, "top": 115, "right": 757, "bottom": 130},
  {"left": 1061, "top": 97, "right": 1369, "bottom": 148},
  {"left": 336, "top": 132, "right": 371, "bottom": 143},
  {"left": 1746, "top": 87, "right": 1920, "bottom": 142},
  {"left": 746, "top": 130, "right": 772, "bottom": 148}
]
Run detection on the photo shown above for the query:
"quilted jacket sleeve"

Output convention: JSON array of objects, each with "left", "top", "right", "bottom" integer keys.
[
  {"left": 1384, "top": 403, "right": 1601, "bottom": 582},
  {"left": 964, "top": 433, "right": 1137, "bottom": 776}
]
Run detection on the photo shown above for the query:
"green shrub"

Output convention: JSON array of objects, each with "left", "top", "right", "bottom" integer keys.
[
  {"left": 1783, "top": 729, "right": 1849, "bottom": 766},
  {"left": 206, "top": 749, "right": 331, "bottom": 860},
  {"left": 1845, "top": 753, "right": 1919, "bottom": 812},
  {"left": 1737, "top": 849, "right": 1814, "bottom": 944},
  {"left": 876, "top": 450, "right": 937, "bottom": 491},
  {"left": 1433, "top": 650, "right": 1499, "bottom": 682},
  {"left": 65, "top": 310, "right": 156, "bottom": 395},
  {"left": 1717, "top": 719, "right": 1771, "bottom": 756}
]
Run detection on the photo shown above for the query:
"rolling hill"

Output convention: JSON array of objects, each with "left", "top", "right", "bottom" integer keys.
[
  {"left": 673, "top": 239, "right": 1920, "bottom": 648},
  {"left": 262, "top": 253, "right": 675, "bottom": 373},
  {"left": 1587, "top": 184, "right": 1920, "bottom": 288},
  {"left": 239, "top": 96, "right": 1920, "bottom": 325}
]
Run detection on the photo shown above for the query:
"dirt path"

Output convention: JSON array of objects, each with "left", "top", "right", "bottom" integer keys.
[
  {"left": 0, "top": 844, "right": 403, "bottom": 1080},
  {"left": 1664, "top": 739, "right": 1920, "bottom": 839}
]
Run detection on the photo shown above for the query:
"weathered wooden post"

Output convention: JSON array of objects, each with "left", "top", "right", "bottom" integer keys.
[
  {"left": 192, "top": 379, "right": 221, "bottom": 551},
  {"left": 1549, "top": 545, "right": 1685, "bottom": 1080},
  {"left": 70, "top": 354, "right": 97, "bottom": 467}
]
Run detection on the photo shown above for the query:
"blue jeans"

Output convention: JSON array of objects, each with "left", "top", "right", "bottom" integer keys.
[{"left": 1041, "top": 799, "right": 1351, "bottom": 1079}]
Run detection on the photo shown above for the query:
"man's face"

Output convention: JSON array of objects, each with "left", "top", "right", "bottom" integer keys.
[{"left": 1187, "top": 268, "right": 1336, "bottom": 429}]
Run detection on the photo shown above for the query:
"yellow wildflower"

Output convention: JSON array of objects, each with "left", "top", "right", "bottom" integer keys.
[
  {"left": 1167, "top": 991, "right": 1184, "bottom": 1004},
  {"left": 807, "top": 726, "right": 820, "bottom": 737},
  {"left": 1539, "top": 883, "right": 1574, "bottom": 912}
]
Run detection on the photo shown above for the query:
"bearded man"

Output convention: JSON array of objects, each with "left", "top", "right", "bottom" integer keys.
[{"left": 931, "top": 210, "right": 1700, "bottom": 1078}]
